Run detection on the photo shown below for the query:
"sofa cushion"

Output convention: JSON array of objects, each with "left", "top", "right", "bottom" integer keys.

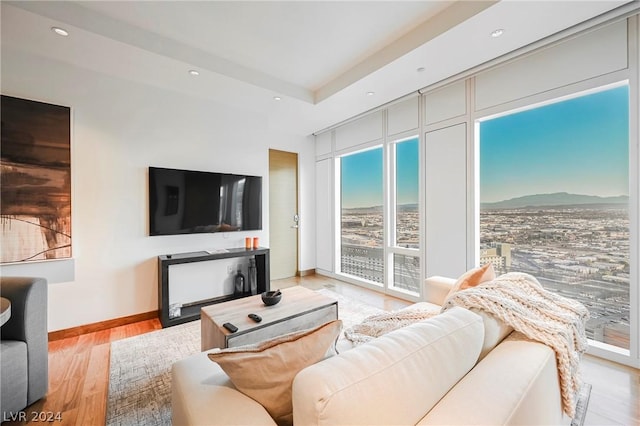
[
  {"left": 1, "top": 340, "right": 28, "bottom": 416},
  {"left": 207, "top": 320, "right": 342, "bottom": 426},
  {"left": 171, "top": 350, "right": 276, "bottom": 426},
  {"left": 470, "top": 308, "right": 514, "bottom": 360},
  {"left": 445, "top": 265, "right": 512, "bottom": 359},
  {"left": 292, "top": 307, "right": 484, "bottom": 425}
]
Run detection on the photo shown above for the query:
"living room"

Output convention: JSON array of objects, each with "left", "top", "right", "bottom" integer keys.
[{"left": 1, "top": 1, "right": 639, "bottom": 425}]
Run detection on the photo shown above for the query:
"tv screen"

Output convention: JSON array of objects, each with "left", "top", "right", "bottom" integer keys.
[{"left": 149, "top": 167, "right": 262, "bottom": 236}]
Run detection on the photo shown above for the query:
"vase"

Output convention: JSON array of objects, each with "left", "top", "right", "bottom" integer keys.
[
  {"left": 248, "top": 258, "right": 258, "bottom": 295},
  {"left": 234, "top": 268, "right": 246, "bottom": 296}
]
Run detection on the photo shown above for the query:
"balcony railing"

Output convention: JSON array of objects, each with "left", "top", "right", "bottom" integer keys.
[{"left": 340, "top": 244, "right": 420, "bottom": 294}]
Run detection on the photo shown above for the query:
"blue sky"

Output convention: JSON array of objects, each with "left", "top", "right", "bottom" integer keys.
[
  {"left": 480, "top": 85, "right": 629, "bottom": 203},
  {"left": 341, "top": 85, "right": 629, "bottom": 208},
  {"left": 341, "top": 147, "right": 383, "bottom": 209},
  {"left": 341, "top": 138, "right": 419, "bottom": 209}
]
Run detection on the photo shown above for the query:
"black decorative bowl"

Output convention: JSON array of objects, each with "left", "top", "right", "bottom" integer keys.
[{"left": 261, "top": 290, "right": 282, "bottom": 306}]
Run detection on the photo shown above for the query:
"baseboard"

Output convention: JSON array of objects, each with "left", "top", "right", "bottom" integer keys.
[
  {"left": 48, "top": 310, "right": 159, "bottom": 341},
  {"left": 297, "top": 268, "right": 316, "bottom": 277}
]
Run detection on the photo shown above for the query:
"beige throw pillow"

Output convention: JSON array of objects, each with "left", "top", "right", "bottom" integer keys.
[
  {"left": 208, "top": 320, "right": 342, "bottom": 426},
  {"left": 446, "top": 262, "right": 496, "bottom": 299}
]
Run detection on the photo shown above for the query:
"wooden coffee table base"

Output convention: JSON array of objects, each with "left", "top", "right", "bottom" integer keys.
[{"left": 201, "top": 286, "right": 338, "bottom": 350}]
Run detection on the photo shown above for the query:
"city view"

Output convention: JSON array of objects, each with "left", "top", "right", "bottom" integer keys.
[
  {"left": 338, "top": 84, "right": 631, "bottom": 350},
  {"left": 480, "top": 200, "right": 630, "bottom": 349},
  {"left": 340, "top": 138, "right": 420, "bottom": 293},
  {"left": 340, "top": 199, "right": 632, "bottom": 349},
  {"left": 479, "top": 84, "right": 630, "bottom": 350},
  {"left": 341, "top": 205, "right": 420, "bottom": 293}
]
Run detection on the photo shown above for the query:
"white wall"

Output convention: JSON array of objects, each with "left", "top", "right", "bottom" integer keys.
[
  {"left": 424, "top": 124, "right": 468, "bottom": 278},
  {"left": 1, "top": 47, "right": 313, "bottom": 331}
]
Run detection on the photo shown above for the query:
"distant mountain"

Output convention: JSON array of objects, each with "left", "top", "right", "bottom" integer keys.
[
  {"left": 481, "top": 192, "right": 628, "bottom": 209},
  {"left": 342, "top": 205, "right": 382, "bottom": 213},
  {"left": 397, "top": 203, "right": 418, "bottom": 212},
  {"left": 343, "top": 203, "right": 417, "bottom": 213}
]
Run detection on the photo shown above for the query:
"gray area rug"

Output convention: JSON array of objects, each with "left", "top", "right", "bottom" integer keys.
[
  {"left": 106, "top": 320, "right": 200, "bottom": 425},
  {"left": 106, "top": 288, "right": 383, "bottom": 425}
]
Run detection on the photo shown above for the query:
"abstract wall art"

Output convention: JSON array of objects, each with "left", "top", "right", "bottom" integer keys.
[{"left": 1, "top": 95, "right": 71, "bottom": 263}]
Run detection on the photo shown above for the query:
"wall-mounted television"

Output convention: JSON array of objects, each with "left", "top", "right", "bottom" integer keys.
[{"left": 149, "top": 167, "right": 262, "bottom": 236}]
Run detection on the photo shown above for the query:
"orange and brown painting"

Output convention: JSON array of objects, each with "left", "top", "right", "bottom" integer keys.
[{"left": 1, "top": 95, "right": 71, "bottom": 263}]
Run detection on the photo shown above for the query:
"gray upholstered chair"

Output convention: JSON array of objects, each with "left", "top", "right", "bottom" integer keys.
[{"left": 1, "top": 277, "right": 48, "bottom": 417}]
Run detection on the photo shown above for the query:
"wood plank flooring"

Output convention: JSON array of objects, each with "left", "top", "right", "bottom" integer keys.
[
  {"left": 5, "top": 275, "right": 638, "bottom": 425},
  {"left": 3, "top": 320, "right": 161, "bottom": 425},
  {"left": 581, "top": 355, "right": 640, "bottom": 425}
]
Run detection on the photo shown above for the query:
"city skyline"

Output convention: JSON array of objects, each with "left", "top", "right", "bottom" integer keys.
[
  {"left": 480, "top": 84, "right": 629, "bottom": 203},
  {"left": 479, "top": 205, "right": 630, "bottom": 349}
]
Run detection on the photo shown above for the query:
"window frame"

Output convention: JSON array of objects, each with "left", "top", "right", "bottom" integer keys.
[
  {"left": 472, "top": 79, "right": 638, "bottom": 366},
  {"left": 334, "top": 131, "right": 423, "bottom": 301},
  {"left": 335, "top": 144, "right": 385, "bottom": 289},
  {"left": 387, "top": 135, "right": 421, "bottom": 297}
]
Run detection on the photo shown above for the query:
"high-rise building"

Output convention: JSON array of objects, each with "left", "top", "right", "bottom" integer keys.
[{"left": 480, "top": 243, "right": 512, "bottom": 273}]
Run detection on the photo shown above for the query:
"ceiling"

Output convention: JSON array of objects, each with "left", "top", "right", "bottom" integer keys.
[{"left": 1, "top": 1, "right": 636, "bottom": 136}]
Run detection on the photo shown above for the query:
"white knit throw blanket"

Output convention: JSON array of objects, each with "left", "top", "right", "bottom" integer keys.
[
  {"left": 344, "top": 305, "right": 439, "bottom": 345},
  {"left": 442, "top": 272, "right": 589, "bottom": 418}
]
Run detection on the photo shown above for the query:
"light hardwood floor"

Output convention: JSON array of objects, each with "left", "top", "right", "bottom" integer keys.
[{"left": 6, "top": 275, "right": 638, "bottom": 425}]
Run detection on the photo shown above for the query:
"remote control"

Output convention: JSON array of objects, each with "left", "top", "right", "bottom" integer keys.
[
  {"left": 248, "top": 313, "right": 262, "bottom": 323},
  {"left": 223, "top": 322, "right": 238, "bottom": 333}
]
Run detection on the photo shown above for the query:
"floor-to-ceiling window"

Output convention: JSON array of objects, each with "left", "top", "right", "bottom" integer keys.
[
  {"left": 389, "top": 136, "right": 420, "bottom": 295},
  {"left": 340, "top": 146, "right": 384, "bottom": 285},
  {"left": 338, "top": 135, "right": 421, "bottom": 297},
  {"left": 478, "top": 83, "right": 631, "bottom": 351}
]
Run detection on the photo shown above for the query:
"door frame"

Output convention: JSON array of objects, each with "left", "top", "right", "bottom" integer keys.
[{"left": 268, "top": 149, "right": 299, "bottom": 278}]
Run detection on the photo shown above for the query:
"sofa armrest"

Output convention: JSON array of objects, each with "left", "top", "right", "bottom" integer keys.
[
  {"left": 418, "top": 335, "right": 566, "bottom": 425},
  {"left": 423, "top": 276, "right": 455, "bottom": 306},
  {"left": 0, "top": 277, "right": 48, "bottom": 405}
]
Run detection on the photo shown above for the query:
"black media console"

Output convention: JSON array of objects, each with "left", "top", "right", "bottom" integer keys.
[{"left": 157, "top": 247, "right": 270, "bottom": 327}]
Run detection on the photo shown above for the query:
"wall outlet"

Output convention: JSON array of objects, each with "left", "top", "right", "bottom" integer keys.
[{"left": 227, "top": 265, "right": 234, "bottom": 274}]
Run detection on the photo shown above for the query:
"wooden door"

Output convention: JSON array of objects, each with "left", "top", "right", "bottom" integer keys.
[{"left": 269, "top": 149, "right": 298, "bottom": 279}]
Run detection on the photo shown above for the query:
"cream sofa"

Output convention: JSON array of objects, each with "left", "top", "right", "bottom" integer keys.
[{"left": 171, "top": 276, "right": 569, "bottom": 425}]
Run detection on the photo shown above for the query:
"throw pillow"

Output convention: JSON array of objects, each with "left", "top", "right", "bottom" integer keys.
[
  {"left": 207, "top": 320, "right": 342, "bottom": 426},
  {"left": 446, "top": 262, "right": 496, "bottom": 299},
  {"left": 444, "top": 264, "right": 512, "bottom": 359}
]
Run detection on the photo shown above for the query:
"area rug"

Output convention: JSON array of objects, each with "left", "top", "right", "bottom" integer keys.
[{"left": 106, "top": 288, "right": 383, "bottom": 425}]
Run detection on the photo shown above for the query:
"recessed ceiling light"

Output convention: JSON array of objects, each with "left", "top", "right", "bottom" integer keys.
[
  {"left": 417, "top": 67, "right": 426, "bottom": 73},
  {"left": 273, "top": 96, "right": 282, "bottom": 101},
  {"left": 366, "top": 91, "right": 375, "bottom": 96},
  {"left": 188, "top": 69, "right": 200, "bottom": 76},
  {"left": 490, "top": 28, "right": 505, "bottom": 38},
  {"left": 51, "top": 27, "right": 69, "bottom": 37}
]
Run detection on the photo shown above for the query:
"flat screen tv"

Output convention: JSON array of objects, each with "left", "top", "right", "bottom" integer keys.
[{"left": 149, "top": 167, "right": 262, "bottom": 236}]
